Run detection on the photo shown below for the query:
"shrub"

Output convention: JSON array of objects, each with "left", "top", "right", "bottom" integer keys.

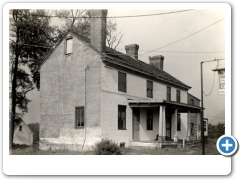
[
  {"left": 93, "top": 138, "right": 122, "bottom": 155},
  {"left": 208, "top": 122, "right": 225, "bottom": 139}
]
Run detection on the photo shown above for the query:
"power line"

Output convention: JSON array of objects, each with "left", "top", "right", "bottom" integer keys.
[
  {"left": 9, "top": 40, "right": 225, "bottom": 59},
  {"left": 138, "top": 18, "right": 225, "bottom": 57},
  {"left": 20, "top": 9, "right": 194, "bottom": 19},
  {"left": 116, "top": 49, "right": 225, "bottom": 53}
]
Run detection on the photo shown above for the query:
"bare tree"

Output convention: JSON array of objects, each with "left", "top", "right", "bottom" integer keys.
[{"left": 106, "top": 19, "right": 124, "bottom": 50}]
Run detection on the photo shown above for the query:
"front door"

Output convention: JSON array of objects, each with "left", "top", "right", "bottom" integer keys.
[
  {"left": 166, "top": 113, "right": 171, "bottom": 140},
  {"left": 132, "top": 108, "right": 140, "bottom": 141}
]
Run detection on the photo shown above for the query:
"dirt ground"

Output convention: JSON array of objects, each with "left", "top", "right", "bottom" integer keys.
[{"left": 10, "top": 138, "right": 220, "bottom": 155}]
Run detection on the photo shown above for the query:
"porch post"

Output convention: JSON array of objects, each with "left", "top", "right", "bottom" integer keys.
[
  {"left": 158, "top": 106, "right": 163, "bottom": 142},
  {"left": 186, "top": 111, "right": 191, "bottom": 141},
  {"left": 162, "top": 106, "right": 166, "bottom": 141},
  {"left": 196, "top": 113, "right": 201, "bottom": 140},
  {"left": 173, "top": 109, "right": 178, "bottom": 142}
]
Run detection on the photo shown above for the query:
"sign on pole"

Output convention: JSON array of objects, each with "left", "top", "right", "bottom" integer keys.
[{"left": 218, "top": 71, "right": 225, "bottom": 95}]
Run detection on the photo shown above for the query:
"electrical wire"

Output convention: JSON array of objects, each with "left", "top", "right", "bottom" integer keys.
[
  {"left": 204, "top": 71, "right": 216, "bottom": 96},
  {"left": 9, "top": 40, "right": 226, "bottom": 59},
  {"left": 18, "top": 9, "right": 194, "bottom": 19},
  {"left": 138, "top": 18, "right": 225, "bottom": 57},
  {"left": 116, "top": 49, "right": 225, "bottom": 53}
]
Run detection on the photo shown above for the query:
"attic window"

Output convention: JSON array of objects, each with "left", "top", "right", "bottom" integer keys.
[
  {"left": 19, "top": 125, "right": 22, "bottom": 131},
  {"left": 66, "top": 38, "right": 73, "bottom": 54}
]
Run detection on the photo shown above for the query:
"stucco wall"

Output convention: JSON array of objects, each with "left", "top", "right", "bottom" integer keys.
[
  {"left": 40, "top": 33, "right": 102, "bottom": 151},
  {"left": 13, "top": 122, "right": 33, "bottom": 146},
  {"left": 101, "top": 91, "right": 132, "bottom": 147},
  {"left": 102, "top": 66, "right": 188, "bottom": 103}
]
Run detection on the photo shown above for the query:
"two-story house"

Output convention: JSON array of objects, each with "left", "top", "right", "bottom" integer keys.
[{"left": 39, "top": 9, "right": 201, "bottom": 151}]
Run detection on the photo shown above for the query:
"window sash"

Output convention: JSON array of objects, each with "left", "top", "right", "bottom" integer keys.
[
  {"left": 167, "top": 87, "right": 171, "bottom": 100},
  {"left": 76, "top": 107, "right": 84, "bottom": 128},
  {"left": 147, "top": 81, "right": 153, "bottom": 98},
  {"left": 66, "top": 38, "right": 73, "bottom": 54},
  {"left": 118, "top": 105, "right": 126, "bottom": 130},
  {"left": 177, "top": 90, "right": 180, "bottom": 102},
  {"left": 146, "top": 109, "right": 153, "bottom": 130},
  {"left": 118, "top": 72, "right": 126, "bottom": 92}
]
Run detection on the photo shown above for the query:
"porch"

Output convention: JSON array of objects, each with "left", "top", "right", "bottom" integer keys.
[{"left": 129, "top": 100, "right": 202, "bottom": 144}]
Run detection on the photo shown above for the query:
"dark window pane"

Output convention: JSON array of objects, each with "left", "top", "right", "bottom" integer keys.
[
  {"left": 147, "top": 109, "right": 153, "bottom": 130},
  {"left": 177, "top": 90, "right": 180, "bottom": 102},
  {"left": 118, "top": 72, "right": 126, "bottom": 92},
  {"left": 167, "top": 87, "right": 171, "bottom": 100},
  {"left": 147, "top": 81, "right": 153, "bottom": 98},
  {"left": 76, "top": 107, "right": 84, "bottom": 128},
  {"left": 118, "top": 105, "right": 126, "bottom": 130}
]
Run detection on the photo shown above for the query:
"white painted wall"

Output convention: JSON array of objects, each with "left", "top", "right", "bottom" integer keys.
[
  {"left": 101, "top": 66, "right": 188, "bottom": 102},
  {"left": 101, "top": 91, "right": 132, "bottom": 147}
]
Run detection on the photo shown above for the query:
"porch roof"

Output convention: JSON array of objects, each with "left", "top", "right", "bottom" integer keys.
[{"left": 128, "top": 100, "right": 202, "bottom": 113}]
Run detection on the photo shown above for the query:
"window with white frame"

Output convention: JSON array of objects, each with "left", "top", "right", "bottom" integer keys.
[{"left": 66, "top": 38, "right": 73, "bottom": 54}]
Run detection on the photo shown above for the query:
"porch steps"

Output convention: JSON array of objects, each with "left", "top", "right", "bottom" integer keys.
[
  {"left": 130, "top": 141, "right": 179, "bottom": 149},
  {"left": 130, "top": 141, "right": 160, "bottom": 150},
  {"left": 129, "top": 140, "right": 201, "bottom": 150},
  {"left": 161, "top": 142, "right": 178, "bottom": 149}
]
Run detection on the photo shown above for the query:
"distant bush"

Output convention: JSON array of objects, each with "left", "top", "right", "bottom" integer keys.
[
  {"left": 93, "top": 139, "right": 122, "bottom": 155},
  {"left": 208, "top": 122, "right": 225, "bottom": 138}
]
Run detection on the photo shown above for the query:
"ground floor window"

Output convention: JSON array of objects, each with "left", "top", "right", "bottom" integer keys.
[
  {"left": 177, "top": 114, "right": 181, "bottom": 131},
  {"left": 118, "top": 105, "right": 126, "bottom": 130},
  {"left": 146, "top": 109, "right": 153, "bottom": 130},
  {"left": 76, "top": 107, "right": 84, "bottom": 128}
]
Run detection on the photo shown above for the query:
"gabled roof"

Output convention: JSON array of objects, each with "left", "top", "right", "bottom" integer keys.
[
  {"left": 14, "top": 119, "right": 34, "bottom": 135},
  {"left": 40, "top": 31, "right": 191, "bottom": 90},
  {"left": 39, "top": 30, "right": 92, "bottom": 70}
]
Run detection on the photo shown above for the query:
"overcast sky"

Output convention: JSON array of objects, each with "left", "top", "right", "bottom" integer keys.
[{"left": 23, "top": 9, "right": 225, "bottom": 125}]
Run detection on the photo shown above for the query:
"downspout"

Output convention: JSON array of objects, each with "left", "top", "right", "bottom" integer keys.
[{"left": 82, "top": 66, "right": 89, "bottom": 149}]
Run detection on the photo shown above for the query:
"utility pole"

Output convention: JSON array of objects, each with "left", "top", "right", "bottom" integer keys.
[
  {"left": 200, "top": 58, "right": 224, "bottom": 155},
  {"left": 200, "top": 61, "right": 205, "bottom": 155}
]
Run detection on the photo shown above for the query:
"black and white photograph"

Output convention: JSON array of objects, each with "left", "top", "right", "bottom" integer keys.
[{"left": 2, "top": 2, "right": 233, "bottom": 176}]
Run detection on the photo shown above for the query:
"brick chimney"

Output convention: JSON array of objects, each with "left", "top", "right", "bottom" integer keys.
[
  {"left": 149, "top": 55, "right": 164, "bottom": 70},
  {"left": 125, "top": 44, "right": 139, "bottom": 60},
  {"left": 89, "top": 9, "right": 108, "bottom": 53}
]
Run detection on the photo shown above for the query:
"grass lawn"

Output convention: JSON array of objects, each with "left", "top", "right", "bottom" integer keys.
[{"left": 10, "top": 138, "right": 220, "bottom": 155}]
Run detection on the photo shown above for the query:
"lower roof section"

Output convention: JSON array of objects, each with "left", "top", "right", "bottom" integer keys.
[{"left": 129, "top": 100, "right": 202, "bottom": 113}]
